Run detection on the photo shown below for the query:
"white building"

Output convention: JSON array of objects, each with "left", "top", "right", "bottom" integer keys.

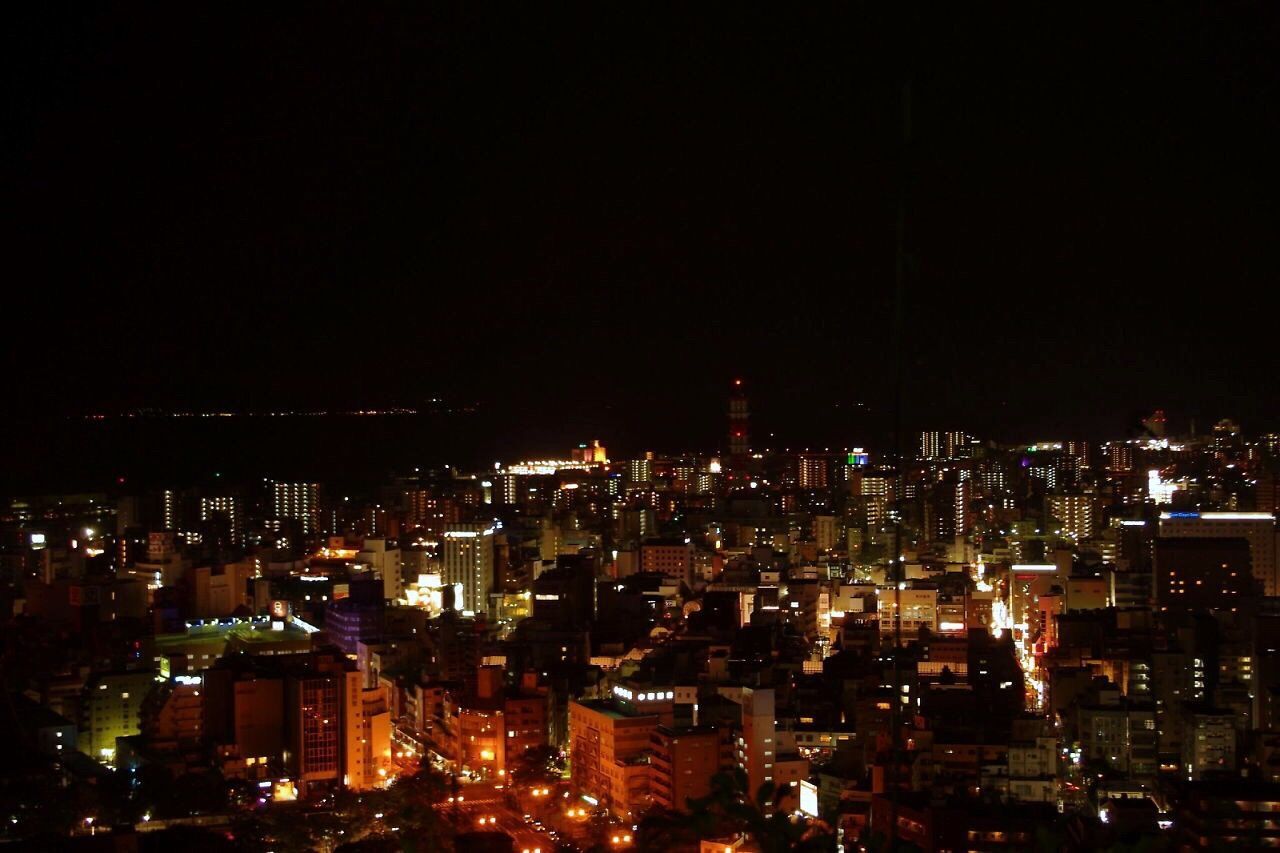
[{"left": 442, "top": 523, "right": 495, "bottom": 614}]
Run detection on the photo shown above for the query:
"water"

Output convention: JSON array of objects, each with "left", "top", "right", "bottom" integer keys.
[{"left": 0, "top": 413, "right": 512, "bottom": 494}]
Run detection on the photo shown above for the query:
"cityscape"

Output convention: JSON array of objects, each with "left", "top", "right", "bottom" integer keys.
[
  {"left": 4, "top": 390, "right": 1280, "bottom": 851},
  {"left": 6, "top": 5, "right": 1280, "bottom": 853}
]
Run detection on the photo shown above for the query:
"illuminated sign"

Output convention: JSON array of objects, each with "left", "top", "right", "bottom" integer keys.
[
  {"left": 799, "top": 780, "right": 819, "bottom": 817},
  {"left": 1160, "top": 512, "right": 1274, "bottom": 521},
  {"left": 30, "top": 533, "right": 46, "bottom": 548}
]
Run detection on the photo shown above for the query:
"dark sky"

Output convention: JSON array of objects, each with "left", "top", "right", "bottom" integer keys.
[{"left": 6, "top": 6, "right": 1279, "bottom": 448}]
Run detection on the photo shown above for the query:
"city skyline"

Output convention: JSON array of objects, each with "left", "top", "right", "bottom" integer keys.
[{"left": 4, "top": 5, "right": 1280, "bottom": 852}]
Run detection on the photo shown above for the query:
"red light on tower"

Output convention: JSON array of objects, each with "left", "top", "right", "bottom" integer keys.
[{"left": 728, "top": 379, "right": 749, "bottom": 467}]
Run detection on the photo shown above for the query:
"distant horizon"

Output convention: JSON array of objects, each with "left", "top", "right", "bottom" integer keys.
[{"left": 0, "top": 401, "right": 1268, "bottom": 498}]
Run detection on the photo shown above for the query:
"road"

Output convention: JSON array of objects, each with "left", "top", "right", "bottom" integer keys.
[{"left": 440, "top": 792, "right": 560, "bottom": 853}]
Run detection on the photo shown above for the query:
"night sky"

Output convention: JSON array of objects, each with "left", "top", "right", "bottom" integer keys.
[{"left": 7, "top": 6, "right": 1279, "bottom": 451}]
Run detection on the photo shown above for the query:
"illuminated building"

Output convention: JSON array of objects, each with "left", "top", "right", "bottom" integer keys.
[
  {"left": 405, "top": 490, "right": 459, "bottom": 535},
  {"left": 503, "top": 673, "right": 549, "bottom": 766},
  {"left": 1158, "top": 511, "right": 1277, "bottom": 596},
  {"left": 861, "top": 474, "right": 894, "bottom": 528},
  {"left": 732, "top": 686, "right": 793, "bottom": 806},
  {"left": 920, "top": 430, "right": 969, "bottom": 461},
  {"left": 140, "top": 676, "right": 204, "bottom": 751},
  {"left": 1107, "top": 444, "right": 1134, "bottom": 473},
  {"left": 162, "top": 488, "right": 179, "bottom": 531},
  {"left": 531, "top": 553, "right": 596, "bottom": 627},
  {"left": 1181, "top": 706, "right": 1236, "bottom": 780},
  {"left": 283, "top": 651, "right": 368, "bottom": 793},
  {"left": 925, "top": 479, "right": 970, "bottom": 543},
  {"left": 443, "top": 522, "right": 496, "bottom": 614},
  {"left": 571, "top": 440, "right": 609, "bottom": 463},
  {"left": 326, "top": 574, "right": 386, "bottom": 654},
  {"left": 454, "top": 667, "right": 508, "bottom": 779},
  {"left": 1005, "top": 564, "right": 1061, "bottom": 639},
  {"left": 812, "top": 515, "right": 840, "bottom": 552},
  {"left": 649, "top": 726, "right": 724, "bottom": 812},
  {"left": 357, "top": 537, "right": 402, "bottom": 601},
  {"left": 192, "top": 559, "right": 258, "bottom": 617},
  {"left": 1154, "top": 537, "right": 1255, "bottom": 612},
  {"left": 1046, "top": 493, "right": 1095, "bottom": 540},
  {"left": 877, "top": 586, "right": 938, "bottom": 638},
  {"left": 355, "top": 686, "right": 392, "bottom": 786},
  {"left": 639, "top": 538, "right": 694, "bottom": 586},
  {"left": 203, "top": 646, "right": 382, "bottom": 791},
  {"left": 1078, "top": 700, "right": 1157, "bottom": 778},
  {"left": 797, "top": 454, "right": 829, "bottom": 489},
  {"left": 199, "top": 495, "right": 243, "bottom": 545},
  {"left": 504, "top": 459, "right": 603, "bottom": 476},
  {"left": 272, "top": 481, "right": 320, "bottom": 535},
  {"left": 569, "top": 698, "right": 660, "bottom": 818},
  {"left": 492, "top": 473, "right": 519, "bottom": 505},
  {"left": 627, "top": 457, "right": 653, "bottom": 485},
  {"left": 79, "top": 671, "right": 156, "bottom": 761},
  {"left": 153, "top": 618, "right": 312, "bottom": 677}
]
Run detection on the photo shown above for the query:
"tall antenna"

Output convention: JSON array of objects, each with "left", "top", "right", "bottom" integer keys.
[{"left": 887, "top": 76, "right": 912, "bottom": 845}]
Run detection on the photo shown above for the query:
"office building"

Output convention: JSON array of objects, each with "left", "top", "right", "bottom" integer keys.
[
  {"left": 1158, "top": 512, "right": 1277, "bottom": 596},
  {"left": 443, "top": 523, "right": 496, "bottom": 614},
  {"left": 1154, "top": 537, "right": 1256, "bottom": 612}
]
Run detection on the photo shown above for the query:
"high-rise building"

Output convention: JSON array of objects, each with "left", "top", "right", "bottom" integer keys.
[
  {"left": 920, "top": 431, "right": 969, "bottom": 461},
  {"left": 627, "top": 457, "right": 653, "bottom": 485},
  {"left": 861, "top": 474, "right": 894, "bottom": 528},
  {"left": 1078, "top": 700, "right": 1157, "bottom": 778},
  {"left": 797, "top": 455, "right": 829, "bottom": 490},
  {"left": 357, "top": 538, "right": 402, "bottom": 601},
  {"left": 281, "top": 654, "right": 389, "bottom": 793},
  {"left": 569, "top": 698, "right": 660, "bottom": 818},
  {"left": 1181, "top": 706, "right": 1236, "bottom": 780},
  {"left": 79, "top": 671, "right": 156, "bottom": 761},
  {"left": 1154, "top": 537, "right": 1256, "bottom": 611},
  {"left": 272, "top": 481, "right": 320, "bottom": 535},
  {"left": 405, "top": 490, "right": 459, "bottom": 535},
  {"left": 649, "top": 725, "right": 724, "bottom": 812},
  {"left": 813, "top": 515, "right": 840, "bottom": 552},
  {"left": 1047, "top": 494, "right": 1096, "bottom": 541},
  {"left": 1158, "top": 512, "right": 1277, "bottom": 596},
  {"left": 199, "top": 495, "right": 243, "bottom": 546},
  {"left": 1107, "top": 444, "right": 1135, "bottom": 474},
  {"left": 732, "top": 687, "right": 803, "bottom": 808},
  {"left": 443, "top": 523, "right": 496, "bottom": 614}
]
